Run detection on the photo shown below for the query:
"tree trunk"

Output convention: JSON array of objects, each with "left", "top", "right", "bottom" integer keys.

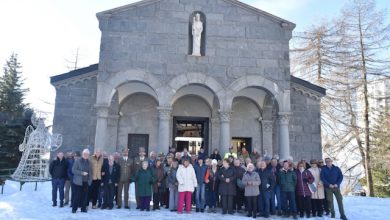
[{"left": 358, "top": 11, "right": 374, "bottom": 197}]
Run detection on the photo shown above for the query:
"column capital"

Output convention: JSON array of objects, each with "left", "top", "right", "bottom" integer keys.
[
  {"left": 95, "top": 104, "right": 110, "bottom": 118},
  {"left": 218, "top": 111, "right": 232, "bottom": 122},
  {"left": 262, "top": 120, "right": 274, "bottom": 132},
  {"left": 157, "top": 106, "right": 172, "bottom": 121},
  {"left": 278, "top": 112, "right": 291, "bottom": 125}
]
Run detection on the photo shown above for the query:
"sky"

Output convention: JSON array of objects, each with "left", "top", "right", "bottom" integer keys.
[{"left": 0, "top": 0, "right": 389, "bottom": 123}]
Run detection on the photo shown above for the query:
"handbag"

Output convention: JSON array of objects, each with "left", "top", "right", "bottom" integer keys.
[{"left": 308, "top": 182, "right": 317, "bottom": 193}]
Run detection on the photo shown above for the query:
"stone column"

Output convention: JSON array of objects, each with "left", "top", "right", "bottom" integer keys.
[
  {"left": 278, "top": 113, "right": 291, "bottom": 160},
  {"left": 157, "top": 106, "right": 172, "bottom": 154},
  {"left": 94, "top": 105, "right": 110, "bottom": 151},
  {"left": 219, "top": 111, "right": 231, "bottom": 156},
  {"left": 262, "top": 120, "right": 273, "bottom": 157}
]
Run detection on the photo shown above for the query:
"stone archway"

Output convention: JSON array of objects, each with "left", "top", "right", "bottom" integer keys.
[
  {"left": 96, "top": 69, "right": 163, "bottom": 107},
  {"left": 226, "top": 75, "right": 291, "bottom": 160},
  {"left": 94, "top": 70, "right": 163, "bottom": 151}
]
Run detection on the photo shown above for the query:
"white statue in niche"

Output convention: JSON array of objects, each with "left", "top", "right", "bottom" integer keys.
[{"left": 192, "top": 13, "right": 203, "bottom": 56}]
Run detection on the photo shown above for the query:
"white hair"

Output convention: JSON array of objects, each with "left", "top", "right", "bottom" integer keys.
[{"left": 82, "top": 149, "right": 90, "bottom": 155}]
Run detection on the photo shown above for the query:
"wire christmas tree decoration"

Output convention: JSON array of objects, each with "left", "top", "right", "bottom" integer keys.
[{"left": 12, "top": 113, "right": 63, "bottom": 181}]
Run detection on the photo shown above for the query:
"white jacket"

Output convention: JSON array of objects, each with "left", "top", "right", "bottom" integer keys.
[{"left": 176, "top": 164, "right": 198, "bottom": 192}]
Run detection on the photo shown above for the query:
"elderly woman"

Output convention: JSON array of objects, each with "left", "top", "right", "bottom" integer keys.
[
  {"left": 296, "top": 161, "right": 314, "bottom": 218},
  {"left": 176, "top": 158, "right": 197, "bottom": 214},
  {"left": 135, "top": 161, "right": 154, "bottom": 211},
  {"left": 308, "top": 159, "right": 325, "bottom": 217},
  {"left": 242, "top": 163, "right": 261, "bottom": 218},
  {"left": 205, "top": 159, "right": 219, "bottom": 213},
  {"left": 218, "top": 159, "right": 237, "bottom": 215}
]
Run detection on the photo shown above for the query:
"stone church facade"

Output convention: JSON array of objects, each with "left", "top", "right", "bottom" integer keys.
[{"left": 51, "top": 0, "right": 326, "bottom": 160}]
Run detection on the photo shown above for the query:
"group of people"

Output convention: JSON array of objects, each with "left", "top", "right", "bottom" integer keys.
[{"left": 49, "top": 146, "right": 347, "bottom": 220}]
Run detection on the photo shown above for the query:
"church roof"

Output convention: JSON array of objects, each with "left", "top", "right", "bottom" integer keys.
[
  {"left": 96, "top": 0, "right": 295, "bottom": 30},
  {"left": 291, "top": 76, "right": 326, "bottom": 96},
  {"left": 50, "top": 64, "right": 98, "bottom": 84},
  {"left": 50, "top": 63, "right": 326, "bottom": 96}
]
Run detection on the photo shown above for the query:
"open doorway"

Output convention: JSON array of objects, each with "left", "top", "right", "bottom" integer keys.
[
  {"left": 231, "top": 137, "right": 252, "bottom": 154},
  {"left": 173, "top": 117, "right": 209, "bottom": 155}
]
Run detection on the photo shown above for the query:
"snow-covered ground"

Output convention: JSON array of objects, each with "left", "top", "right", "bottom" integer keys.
[{"left": 1, "top": 180, "right": 389, "bottom": 220}]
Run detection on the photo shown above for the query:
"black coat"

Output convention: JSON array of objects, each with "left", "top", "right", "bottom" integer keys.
[
  {"left": 49, "top": 157, "right": 68, "bottom": 179},
  {"left": 218, "top": 166, "right": 236, "bottom": 196},
  {"left": 101, "top": 162, "right": 120, "bottom": 185},
  {"left": 210, "top": 153, "right": 222, "bottom": 161},
  {"left": 257, "top": 168, "right": 275, "bottom": 191}
]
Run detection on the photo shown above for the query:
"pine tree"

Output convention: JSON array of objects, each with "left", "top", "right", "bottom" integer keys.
[
  {"left": 0, "top": 53, "right": 28, "bottom": 116},
  {"left": 368, "top": 107, "right": 390, "bottom": 197},
  {"left": 0, "top": 54, "right": 31, "bottom": 170}
]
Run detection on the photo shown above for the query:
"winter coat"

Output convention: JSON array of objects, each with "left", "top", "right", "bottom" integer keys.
[
  {"left": 295, "top": 169, "right": 314, "bottom": 197},
  {"left": 278, "top": 168, "right": 297, "bottom": 192},
  {"left": 89, "top": 155, "right": 104, "bottom": 180},
  {"left": 49, "top": 157, "right": 68, "bottom": 179},
  {"left": 224, "top": 152, "right": 237, "bottom": 159},
  {"left": 72, "top": 158, "right": 92, "bottom": 186},
  {"left": 117, "top": 157, "right": 133, "bottom": 182},
  {"left": 194, "top": 164, "right": 208, "bottom": 186},
  {"left": 205, "top": 167, "right": 219, "bottom": 192},
  {"left": 67, "top": 158, "right": 75, "bottom": 180},
  {"left": 152, "top": 165, "right": 166, "bottom": 193},
  {"left": 101, "top": 162, "right": 120, "bottom": 185},
  {"left": 210, "top": 153, "right": 222, "bottom": 161},
  {"left": 269, "top": 164, "right": 282, "bottom": 186},
  {"left": 135, "top": 168, "right": 154, "bottom": 197},
  {"left": 320, "top": 165, "right": 343, "bottom": 188},
  {"left": 257, "top": 168, "right": 275, "bottom": 191},
  {"left": 176, "top": 164, "right": 198, "bottom": 192},
  {"left": 250, "top": 152, "right": 260, "bottom": 163},
  {"left": 239, "top": 152, "right": 250, "bottom": 160},
  {"left": 308, "top": 167, "right": 325, "bottom": 199},
  {"left": 198, "top": 151, "right": 208, "bottom": 161},
  {"left": 242, "top": 171, "right": 261, "bottom": 196},
  {"left": 168, "top": 167, "right": 178, "bottom": 190},
  {"left": 218, "top": 166, "right": 237, "bottom": 196}
]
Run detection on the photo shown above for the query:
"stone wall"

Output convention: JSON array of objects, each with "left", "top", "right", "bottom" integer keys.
[
  {"left": 97, "top": 0, "right": 293, "bottom": 89},
  {"left": 231, "top": 97, "right": 262, "bottom": 153},
  {"left": 52, "top": 76, "right": 97, "bottom": 154},
  {"left": 289, "top": 89, "right": 322, "bottom": 161}
]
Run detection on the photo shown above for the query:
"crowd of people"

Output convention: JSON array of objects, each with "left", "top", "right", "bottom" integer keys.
[{"left": 49, "top": 146, "right": 348, "bottom": 219}]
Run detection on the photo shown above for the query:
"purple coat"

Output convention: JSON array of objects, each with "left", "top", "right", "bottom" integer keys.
[{"left": 295, "top": 170, "right": 314, "bottom": 197}]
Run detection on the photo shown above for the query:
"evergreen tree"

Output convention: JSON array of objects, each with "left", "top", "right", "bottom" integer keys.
[
  {"left": 0, "top": 54, "right": 31, "bottom": 170},
  {"left": 369, "top": 107, "right": 390, "bottom": 197},
  {"left": 0, "top": 53, "right": 28, "bottom": 116}
]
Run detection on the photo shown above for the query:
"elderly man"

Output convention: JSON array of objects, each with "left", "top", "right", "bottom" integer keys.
[
  {"left": 101, "top": 155, "right": 120, "bottom": 210},
  {"left": 49, "top": 151, "right": 68, "bottom": 207},
  {"left": 320, "top": 158, "right": 347, "bottom": 220},
  {"left": 72, "top": 149, "right": 92, "bottom": 213},
  {"left": 117, "top": 149, "right": 133, "bottom": 209}
]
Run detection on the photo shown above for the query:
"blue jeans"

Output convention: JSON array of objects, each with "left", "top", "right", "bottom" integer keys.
[
  {"left": 271, "top": 185, "right": 281, "bottom": 212},
  {"left": 195, "top": 184, "right": 206, "bottom": 209},
  {"left": 52, "top": 178, "right": 65, "bottom": 204},
  {"left": 281, "top": 191, "right": 297, "bottom": 214},
  {"left": 258, "top": 191, "right": 271, "bottom": 216}
]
